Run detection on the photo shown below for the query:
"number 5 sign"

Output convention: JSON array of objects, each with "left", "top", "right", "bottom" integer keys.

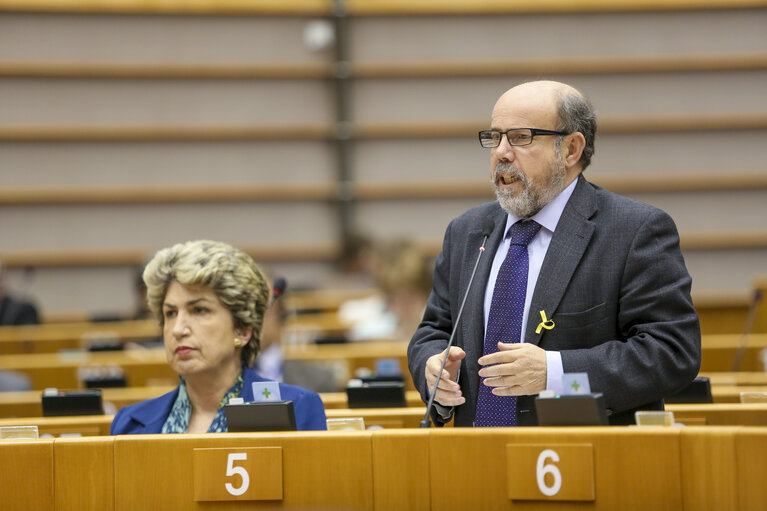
[
  {"left": 193, "top": 447, "right": 283, "bottom": 501},
  {"left": 507, "top": 444, "right": 595, "bottom": 501}
]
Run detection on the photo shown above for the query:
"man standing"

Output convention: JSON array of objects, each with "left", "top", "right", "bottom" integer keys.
[{"left": 407, "top": 80, "right": 700, "bottom": 426}]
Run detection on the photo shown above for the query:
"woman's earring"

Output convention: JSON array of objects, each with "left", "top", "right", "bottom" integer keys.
[{"left": 234, "top": 338, "right": 243, "bottom": 348}]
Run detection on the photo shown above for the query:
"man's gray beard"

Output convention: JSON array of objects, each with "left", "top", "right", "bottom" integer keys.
[{"left": 492, "top": 156, "right": 566, "bottom": 218}]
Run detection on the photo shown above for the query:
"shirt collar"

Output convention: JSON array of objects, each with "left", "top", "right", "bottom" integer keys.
[{"left": 502, "top": 176, "right": 579, "bottom": 237}]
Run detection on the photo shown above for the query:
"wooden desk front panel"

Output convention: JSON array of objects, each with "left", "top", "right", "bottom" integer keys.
[
  {"left": 371, "top": 430, "right": 430, "bottom": 511},
  {"left": 428, "top": 427, "right": 682, "bottom": 511},
  {"left": 679, "top": 427, "right": 739, "bottom": 511},
  {"left": 735, "top": 427, "right": 767, "bottom": 511},
  {"left": 0, "top": 439, "right": 54, "bottom": 511},
  {"left": 54, "top": 437, "right": 115, "bottom": 511},
  {"left": 113, "top": 432, "right": 374, "bottom": 510}
]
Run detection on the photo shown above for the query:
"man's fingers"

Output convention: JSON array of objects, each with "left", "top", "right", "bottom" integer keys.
[
  {"left": 477, "top": 363, "right": 515, "bottom": 379},
  {"left": 434, "top": 393, "right": 466, "bottom": 407}
]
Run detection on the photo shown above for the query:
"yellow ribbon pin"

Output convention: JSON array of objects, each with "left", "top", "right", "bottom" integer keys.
[{"left": 535, "top": 310, "right": 555, "bottom": 334}]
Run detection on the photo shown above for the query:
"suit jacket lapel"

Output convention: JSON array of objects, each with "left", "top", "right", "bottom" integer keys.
[
  {"left": 527, "top": 176, "right": 597, "bottom": 344},
  {"left": 460, "top": 204, "right": 508, "bottom": 405}
]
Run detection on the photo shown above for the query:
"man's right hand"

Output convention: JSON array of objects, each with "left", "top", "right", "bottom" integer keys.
[{"left": 425, "top": 346, "right": 466, "bottom": 407}]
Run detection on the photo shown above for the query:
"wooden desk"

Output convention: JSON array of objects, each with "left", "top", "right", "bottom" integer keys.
[
  {"left": 429, "top": 427, "right": 681, "bottom": 510},
  {"left": 0, "top": 385, "right": 175, "bottom": 418},
  {"left": 0, "top": 438, "right": 54, "bottom": 511},
  {"left": 0, "top": 349, "right": 176, "bottom": 390},
  {"left": 3, "top": 427, "right": 767, "bottom": 510},
  {"left": 320, "top": 389, "right": 423, "bottom": 409},
  {"left": 0, "top": 406, "right": 430, "bottom": 437},
  {"left": 701, "top": 371, "right": 767, "bottom": 386},
  {"left": 54, "top": 436, "right": 114, "bottom": 511},
  {"left": 701, "top": 334, "right": 767, "bottom": 372},
  {"left": 0, "top": 320, "right": 160, "bottom": 355},
  {"left": 283, "top": 340, "right": 412, "bottom": 388},
  {"left": 113, "top": 432, "right": 374, "bottom": 510},
  {"left": 668, "top": 403, "right": 767, "bottom": 426}
]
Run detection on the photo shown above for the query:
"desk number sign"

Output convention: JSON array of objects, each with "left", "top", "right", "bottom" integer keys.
[
  {"left": 193, "top": 447, "right": 283, "bottom": 501},
  {"left": 507, "top": 444, "right": 595, "bottom": 501}
]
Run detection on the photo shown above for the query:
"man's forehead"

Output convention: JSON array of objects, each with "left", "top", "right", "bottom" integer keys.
[{"left": 491, "top": 92, "right": 557, "bottom": 128}]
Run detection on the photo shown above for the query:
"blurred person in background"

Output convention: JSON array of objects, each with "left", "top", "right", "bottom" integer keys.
[
  {"left": 254, "top": 274, "right": 338, "bottom": 392},
  {"left": 0, "top": 259, "right": 39, "bottom": 326},
  {"left": 0, "top": 259, "right": 37, "bottom": 390},
  {"left": 111, "top": 240, "right": 326, "bottom": 434},
  {"left": 339, "top": 239, "right": 433, "bottom": 341}
]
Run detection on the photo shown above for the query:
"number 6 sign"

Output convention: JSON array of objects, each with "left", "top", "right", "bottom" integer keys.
[{"left": 507, "top": 444, "right": 595, "bottom": 501}]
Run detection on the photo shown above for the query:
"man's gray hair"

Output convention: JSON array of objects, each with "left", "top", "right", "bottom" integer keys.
[{"left": 556, "top": 91, "right": 597, "bottom": 170}]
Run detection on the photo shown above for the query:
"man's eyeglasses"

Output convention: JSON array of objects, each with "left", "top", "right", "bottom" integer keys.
[{"left": 478, "top": 128, "right": 569, "bottom": 148}]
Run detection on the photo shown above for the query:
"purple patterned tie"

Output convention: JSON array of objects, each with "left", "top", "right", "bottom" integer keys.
[{"left": 475, "top": 219, "right": 541, "bottom": 427}]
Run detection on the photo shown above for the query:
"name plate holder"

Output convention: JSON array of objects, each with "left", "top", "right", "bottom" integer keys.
[
  {"left": 507, "top": 444, "right": 595, "bottom": 501},
  {"left": 193, "top": 447, "right": 283, "bottom": 502}
]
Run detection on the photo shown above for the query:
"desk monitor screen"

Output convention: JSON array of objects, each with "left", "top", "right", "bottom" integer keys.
[
  {"left": 224, "top": 401, "right": 297, "bottom": 432},
  {"left": 535, "top": 393, "right": 608, "bottom": 426},
  {"left": 42, "top": 389, "right": 104, "bottom": 417},
  {"left": 346, "top": 381, "right": 406, "bottom": 408}
]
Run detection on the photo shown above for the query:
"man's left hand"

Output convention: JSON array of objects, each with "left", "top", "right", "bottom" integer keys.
[{"left": 477, "top": 342, "right": 547, "bottom": 396}]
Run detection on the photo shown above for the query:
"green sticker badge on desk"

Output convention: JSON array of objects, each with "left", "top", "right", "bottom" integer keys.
[
  {"left": 561, "top": 373, "right": 590, "bottom": 395},
  {"left": 252, "top": 382, "right": 281, "bottom": 402}
]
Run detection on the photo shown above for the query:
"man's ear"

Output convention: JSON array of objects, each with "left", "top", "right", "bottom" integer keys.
[{"left": 563, "top": 132, "right": 586, "bottom": 169}]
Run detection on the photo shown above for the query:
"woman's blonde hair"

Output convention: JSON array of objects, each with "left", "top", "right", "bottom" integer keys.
[{"left": 143, "top": 240, "right": 269, "bottom": 366}]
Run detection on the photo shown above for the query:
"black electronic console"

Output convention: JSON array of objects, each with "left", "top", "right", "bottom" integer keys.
[
  {"left": 346, "top": 381, "right": 406, "bottom": 408},
  {"left": 535, "top": 392, "right": 609, "bottom": 426},
  {"left": 41, "top": 389, "right": 104, "bottom": 417},
  {"left": 224, "top": 401, "right": 297, "bottom": 432},
  {"left": 664, "top": 377, "right": 713, "bottom": 404}
]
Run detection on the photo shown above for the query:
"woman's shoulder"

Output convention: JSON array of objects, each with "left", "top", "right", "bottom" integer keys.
[{"left": 110, "top": 388, "right": 179, "bottom": 435}]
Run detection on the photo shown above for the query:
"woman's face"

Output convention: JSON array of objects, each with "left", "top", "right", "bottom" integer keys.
[{"left": 161, "top": 281, "right": 250, "bottom": 379}]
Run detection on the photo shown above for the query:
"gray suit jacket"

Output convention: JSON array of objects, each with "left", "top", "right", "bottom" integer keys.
[{"left": 408, "top": 176, "right": 701, "bottom": 426}]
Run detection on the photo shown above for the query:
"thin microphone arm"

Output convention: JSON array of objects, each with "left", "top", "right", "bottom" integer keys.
[
  {"left": 732, "top": 288, "right": 763, "bottom": 372},
  {"left": 420, "top": 227, "right": 493, "bottom": 428}
]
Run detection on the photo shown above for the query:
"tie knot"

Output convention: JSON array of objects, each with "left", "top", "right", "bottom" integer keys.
[{"left": 509, "top": 220, "right": 541, "bottom": 246}]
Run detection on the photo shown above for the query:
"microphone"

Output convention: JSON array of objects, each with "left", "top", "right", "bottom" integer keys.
[
  {"left": 420, "top": 217, "right": 495, "bottom": 428},
  {"left": 732, "top": 288, "right": 764, "bottom": 371},
  {"left": 270, "top": 277, "right": 287, "bottom": 308}
]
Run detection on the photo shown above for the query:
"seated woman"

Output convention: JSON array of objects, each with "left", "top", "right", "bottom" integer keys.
[{"left": 111, "top": 240, "right": 326, "bottom": 434}]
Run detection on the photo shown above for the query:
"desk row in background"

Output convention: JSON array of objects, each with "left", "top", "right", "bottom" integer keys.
[
  {"left": 2, "top": 402, "right": 767, "bottom": 438},
  {"left": 0, "top": 341, "right": 413, "bottom": 391},
  {"left": 2, "top": 382, "right": 767, "bottom": 419}
]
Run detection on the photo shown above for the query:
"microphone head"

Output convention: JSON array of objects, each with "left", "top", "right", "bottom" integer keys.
[
  {"left": 272, "top": 277, "right": 287, "bottom": 301},
  {"left": 481, "top": 218, "right": 495, "bottom": 237}
]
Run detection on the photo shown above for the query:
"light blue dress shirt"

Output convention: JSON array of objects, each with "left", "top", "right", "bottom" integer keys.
[{"left": 483, "top": 178, "right": 578, "bottom": 395}]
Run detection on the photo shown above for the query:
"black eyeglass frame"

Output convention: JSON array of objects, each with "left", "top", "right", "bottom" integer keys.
[{"left": 478, "top": 128, "right": 570, "bottom": 148}]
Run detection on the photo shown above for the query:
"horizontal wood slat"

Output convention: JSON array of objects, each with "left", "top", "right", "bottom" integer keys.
[
  {"left": 0, "top": 171, "right": 764, "bottom": 205},
  {"left": 0, "top": 184, "right": 338, "bottom": 205},
  {"left": 1, "top": 229, "right": 764, "bottom": 269},
  {"left": 1, "top": 114, "right": 765, "bottom": 142},
  {"left": 0, "top": 0, "right": 331, "bottom": 15},
  {"left": 2, "top": 52, "right": 766, "bottom": 79},
  {"left": 1, "top": 0, "right": 765, "bottom": 15},
  {"left": 0, "top": 61, "right": 332, "bottom": 79},
  {"left": 344, "top": 0, "right": 767, "bottom": 15},
  {"left": 0, "top": 243, "right": 338, "bottom": 268},
  {"left": 0, "top": 124, "right": 332, "bottom": 142},
  {"left": 352, "top": 53, "right": 767, "bottom": 78}
]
